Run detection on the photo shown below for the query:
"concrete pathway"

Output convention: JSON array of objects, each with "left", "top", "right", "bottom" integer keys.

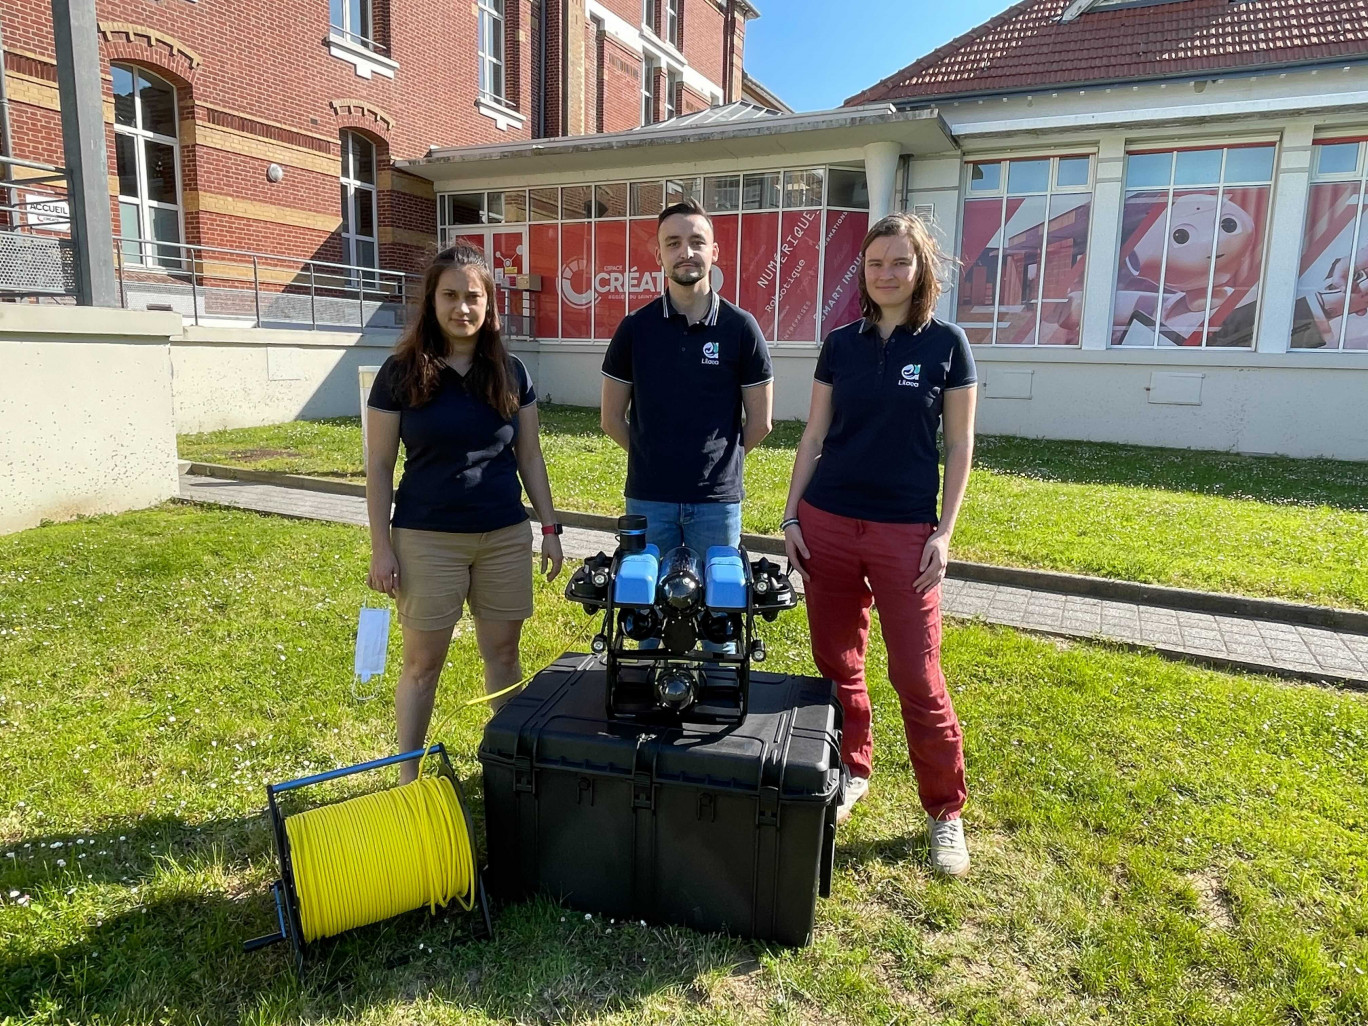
[{"left": 178, "top": 473, "right": 1368, "bottom": 688}]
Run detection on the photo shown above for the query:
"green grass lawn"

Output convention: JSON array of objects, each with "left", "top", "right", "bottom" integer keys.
[
  {"left": 178, "top": 407, "right": 1368, "bottom": 610},
  {"left": 2, "top": 506, "right": 1366, "bottom": 1025}
]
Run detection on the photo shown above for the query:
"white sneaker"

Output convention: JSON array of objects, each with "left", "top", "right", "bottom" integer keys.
[
  {"left": 836, "top": 774, "right": 869, "bottom": 825},
  {"left": 927, "top": 814, "right": 970, "bottom": 877}
]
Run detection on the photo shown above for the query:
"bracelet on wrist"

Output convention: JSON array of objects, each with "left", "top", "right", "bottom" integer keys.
[{"left": 780, "top": 517, "right": 801, "bottom": 531}]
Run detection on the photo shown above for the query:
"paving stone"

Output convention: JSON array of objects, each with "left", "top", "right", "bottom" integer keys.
[{"left": 179, "top": 473, "right": 1368, "bottom": 687}]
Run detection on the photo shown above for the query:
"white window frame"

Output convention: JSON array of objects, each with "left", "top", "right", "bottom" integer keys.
[
  {"left": 665, "top": 0, "right": 681, "bottom": 47},
  {"left": 641, "top": 55, "right": 659, "bottom": 125},
  {"left": 1114, "top": 143, "right": 1277, "bottom": 349},
  {"left": 112, "top": 64, "right": 183, "bottom": 270},
  {"left": 340, "top": 130, "right": 379, "bottom": 275},
  {"left": 665, "top": 70, "right": 680, "bottom": 120},
  {"left": 330, "top": 0, "right": 374, "bottom": 50},
  {"left": 642, "top": 0, "right": 657, "bottom": 32},
  {"left": 956, "top": 154, "right": 1095, "bottom": 347},
  {"left": 1302, "top": 137, "right": 1368, "bottom": 352},
  {"left": 477, "top": 0, "right": 506, "bottom": 102}
]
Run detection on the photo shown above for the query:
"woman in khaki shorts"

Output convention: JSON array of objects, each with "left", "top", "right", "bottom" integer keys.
[{"left": 365, "top": 245, "right": 563, "bottom": 782}]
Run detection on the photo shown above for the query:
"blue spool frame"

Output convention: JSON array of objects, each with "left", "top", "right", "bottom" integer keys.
[{"left": 244, "top": 743, "right": 493, "bottom": 969}]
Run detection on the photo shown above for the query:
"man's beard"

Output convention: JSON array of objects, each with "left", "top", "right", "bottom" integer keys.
[{"left": 668, "top": 262, "right": 706, "bottom": 286}]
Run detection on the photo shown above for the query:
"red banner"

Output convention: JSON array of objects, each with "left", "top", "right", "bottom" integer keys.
[
  {"left": 627, "top": 218, "right": 663, "bottom": 312},
  {"left": 738, "top": 211, "right": 779, "bottom": 340},
  {"left": 821, "top": 210, "right": 867, "bottom": 338},
  {"left": 777, "top": 209, "right": 821, "bottom": 341},
  {"left": 491, "top": 231, "right": 524, "bottom": 277},
  {"left": 528, "top": 224, "right": 558, "bottom": 339},
  {"left": 711, "top": 213, "right": 739, "bottom": 304},
  {"left": 559, "top": 221, "right": 593, "bottom": 339},
  {"left": 593, "top": 220, "right": 628, "bottom": 340}
]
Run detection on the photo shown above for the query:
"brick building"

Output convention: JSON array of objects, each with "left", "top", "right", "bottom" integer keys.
[{"left": 0, "top": 0, "right": 758, "bottom": 278}]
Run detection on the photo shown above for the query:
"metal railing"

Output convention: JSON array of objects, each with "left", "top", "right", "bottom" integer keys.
[
  {"left": 0, "top": 155, "right": 76, "bottom": 296},
  {"left": 114, "top": 237, "right": 420, "bottom": 331}
]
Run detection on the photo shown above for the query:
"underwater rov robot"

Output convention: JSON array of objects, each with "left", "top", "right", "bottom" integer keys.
[{"left": 563, "top": 514, "right": 797, "bottom": 723}]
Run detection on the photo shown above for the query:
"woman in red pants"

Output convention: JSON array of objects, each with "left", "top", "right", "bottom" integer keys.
[{"left": 782, "top": 212, "right": 978, "bottom": 877}]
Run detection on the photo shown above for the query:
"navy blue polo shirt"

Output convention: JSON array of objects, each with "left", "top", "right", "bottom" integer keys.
[
  {"left": 602, "top": 291, "right": 773, "bottom": 504},
  {"left": 803, "top": 317, "right": 977, "bottom": 524},
  {"left": 367, "top": 354, "right": 536, "bottom": 533}
]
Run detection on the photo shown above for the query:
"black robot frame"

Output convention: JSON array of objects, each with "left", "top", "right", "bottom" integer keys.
[{"left": 566, "top": 534, "right": 796, "bottom": 723}]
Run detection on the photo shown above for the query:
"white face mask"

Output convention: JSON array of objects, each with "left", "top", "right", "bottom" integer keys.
[{"left": 352, "top": 605, "right": 392, "bottom": 701}]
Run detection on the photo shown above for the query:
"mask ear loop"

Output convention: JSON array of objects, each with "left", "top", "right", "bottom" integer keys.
[{"left": 352, "top": 597, "right": 392, "bottom": 703}]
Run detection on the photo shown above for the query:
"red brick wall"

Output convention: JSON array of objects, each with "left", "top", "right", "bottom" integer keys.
[
  {"left": 600, "top": 35, "right": 643, "bottom": 132},
  {"left": 2, "top": 0, "right": 748, "bottom": 274}
]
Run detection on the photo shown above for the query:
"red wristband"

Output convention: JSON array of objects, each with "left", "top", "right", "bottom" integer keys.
[{"left": 541, "top": 523, "right": 563, "bottom": 536}]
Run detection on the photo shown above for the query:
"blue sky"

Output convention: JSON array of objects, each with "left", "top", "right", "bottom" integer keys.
[{"left": 744, "top": 0, "right": 1009, "bottom": 112}]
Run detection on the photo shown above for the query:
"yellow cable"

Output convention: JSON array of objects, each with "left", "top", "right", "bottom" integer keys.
[{"left": 284, "top": 773, "right": 476, "bottom": 942}]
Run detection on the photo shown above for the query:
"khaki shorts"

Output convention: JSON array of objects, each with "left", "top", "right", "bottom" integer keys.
[{"left": 391, "top": 520, "right": 534, "bottom": 631}]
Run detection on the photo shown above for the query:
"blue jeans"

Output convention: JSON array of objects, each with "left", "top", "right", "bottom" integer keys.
[
  {"left": 624, "top": 499, "right": 743, "bottom": 553},
  {"left": 624, "top": 498, "right": 743, "bottom": 654}
]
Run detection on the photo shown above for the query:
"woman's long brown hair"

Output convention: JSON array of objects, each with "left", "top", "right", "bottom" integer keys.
[
  {"left": 856, "top": 212, "right": 949, "bottom": 331},
  {"left": 393, "top": 245, "right": 518, "bottom": 419}
]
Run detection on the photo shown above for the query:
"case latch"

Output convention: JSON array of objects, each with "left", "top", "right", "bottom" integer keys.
[
  {"left": 513, "top": 756, "right": 535, "bottom": 794},
  {"left": 632, "top": 772, "right": 654, "bottom": 810},
  {"left": 756, "top": 784, "right": 780, "bottom": 827}
]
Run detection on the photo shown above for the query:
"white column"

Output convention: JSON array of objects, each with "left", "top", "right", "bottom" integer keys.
[
  {"left": 1077, "top": 132, "right": 1127, "bottom": 350},
  {"left": 1255, "top": 121, "right": 1315, "bottom": 354},
  {"left": 864, "top": 140, "right": 902, "bottom": 222}
]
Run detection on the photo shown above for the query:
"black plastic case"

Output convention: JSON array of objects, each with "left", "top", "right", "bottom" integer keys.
[{"left": 478, "top": 652, "right": 842, "bottom": 946}]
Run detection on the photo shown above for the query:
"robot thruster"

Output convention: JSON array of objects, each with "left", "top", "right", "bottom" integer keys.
[{"left": 563, "top": 514, "right": 797, "bottom": 722}]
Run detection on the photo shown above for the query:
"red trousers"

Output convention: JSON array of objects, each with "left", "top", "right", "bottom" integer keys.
[{"left": 798, "top": 499, "right": 967, "bottom": 820}]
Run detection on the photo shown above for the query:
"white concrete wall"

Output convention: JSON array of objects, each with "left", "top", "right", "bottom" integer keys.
[
  {"left": 169, "top": 327, "right": 398, "bottom": 434},
  {"left": 0, "top": 306, "right": 182, "bottom": 535},
  {"left": 973, "top": 349, "right": 1368, "bottom": 460}
]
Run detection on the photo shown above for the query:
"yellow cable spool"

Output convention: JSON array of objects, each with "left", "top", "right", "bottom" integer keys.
[{"left": 282, "top": 764, "right": 476, "bottom": 942}]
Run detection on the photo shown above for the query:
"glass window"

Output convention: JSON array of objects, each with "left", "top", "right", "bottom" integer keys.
[
  {"left": 1173, "top": 148, "right": 1223, "bottom": 186},
  {"left": 137, "top": 75, "right": 177, "bottom": 137},
  {"left": 485, "top": 191, "right": 504, "bottom": 224},
  {"left": 530, "top": 188, "right": 559, "bottom": 222},
  {"left": 630, "top": 181, "right": 663, "bottom": 216},
  {"left": 826, "top": 168, "right": 868, "bottom": 210},
  {"left": 561, "top": 184, "right": 593, "bottom": 220},
  {"left": 641, "top": 56, "right": 659, "bottom": 125},
  {"left": 112, "top": 65, "right": 136, "bottom": 128},
  {"left": 1316, "top": 142, "right": 1360, "bottom": 177},
  {"left": 742, "top": 172, "right": 779, "bottom": 210},
  {"left": 968, "top": 162, "right": 1001, "bottom": 193},
  {"left": 1056, "top": 156, "right": 1091, "bottom": 189},
  {"left": 1294, "top": 142, "right": 1368, "bottom": 350},
  {"left": 500, "top": 190, "right": 529, "bottom": 222},
  {"left": 1224, "top": 145, "right": 1276, "bottom": 185},
  {"left": 666, "top": 0, "right": 681, "bottom": 47},
  {"left": 111, "top": 64, "right": 181, "bottom": 269},
  {"left": 704, "top": 175, "right": 740, "bottom": 213},
  {"left": 477, "top": 0, "right": 505, "bottom": 101},
  {"left": 957, "top": 156, "right": 1094, "bottom": 347},
  {"left": 782, "top": 169, "right": 823, "bottom": 208},
  {"left": 665, "top": 178, "right": 700, "bottom": 206},
  {"left": 595, "top": 182, "right": 628, "bottom": 218},
  {"left": 331, "top": 0, "right": 374, "bottom": 47},
  {"left": 115, "top": 134, "right": 138, "bottom": 198},
  {"left": 1114, "top": 145, "right": 1272, "bottom": 349},
  {"left": 1007, "top": 159, "right": 1049, "bottom": 195},
  {"left": 443, "top": 193, "right": 484, "bottom": 226},
  {"left": 1125, "top": 152, "right": 1172, "bottom": 189},
  {"left": 340, "top": 130, "right": 379, "bottom": 270}
]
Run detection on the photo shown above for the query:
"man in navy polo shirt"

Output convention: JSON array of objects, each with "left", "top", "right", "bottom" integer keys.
[{"left": 600, "top": 199, "right": 773, "bottom": 553}]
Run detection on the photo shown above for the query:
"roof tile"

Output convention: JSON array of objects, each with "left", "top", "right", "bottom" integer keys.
[{"left": 846, "top": 0, "right": 1368, "bottom": 104}]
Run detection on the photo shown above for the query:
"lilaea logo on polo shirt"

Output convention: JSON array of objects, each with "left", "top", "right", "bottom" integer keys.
[
  {"left": 701, "top": 341, "right": 720, "bottom": 366},
  {"left": 899, "top": 363, "right": 921, "bottom": 387}
]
